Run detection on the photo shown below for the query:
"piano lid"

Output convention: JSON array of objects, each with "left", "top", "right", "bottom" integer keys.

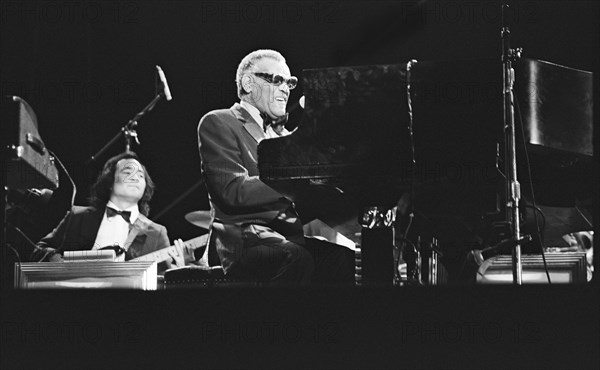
[
  {"left": 259, "top": 63, "right": 412, "bottom": 180},
  {"left": 515, "top": 58, "right": 593, "bottom": 157},
  {"left": 258, "top": 58, "right": 593, "bottom": 214},
  {"left": 258, "top": 63, "right": 413, "bottom": 206}
]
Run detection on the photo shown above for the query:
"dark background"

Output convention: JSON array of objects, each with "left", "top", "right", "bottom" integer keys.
[
  {"left": 2, "top": 0, "right": 597, "bottom": 244},
  {"left": 1, "top": 1, "right": 599, "bottom": 368}
]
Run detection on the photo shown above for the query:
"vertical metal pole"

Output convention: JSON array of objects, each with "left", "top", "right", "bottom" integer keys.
[
  {"left": 502, "top": 4, "right": 522, "bottom": 284},
  {"left": 1, "top": 185, "right": 7, "bottom": 291}
]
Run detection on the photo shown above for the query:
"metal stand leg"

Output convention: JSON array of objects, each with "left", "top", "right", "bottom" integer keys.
[{"left": 1, "top": 185, "right": 9, "bottom": 291}]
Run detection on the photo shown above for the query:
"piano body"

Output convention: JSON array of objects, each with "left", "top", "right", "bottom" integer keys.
[
  {"left": 258, "top": 58, "right": 593, "bottom": 284},
  {"left": 515, "top": 58, "right": 594, "bottom": 208},
  {"left": 259, "top": 63, "right": 413, "bottom": 208}
]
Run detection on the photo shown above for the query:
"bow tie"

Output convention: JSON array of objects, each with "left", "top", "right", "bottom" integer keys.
[
  {"left": 260, "top": 112, "right": 288, "bottom": 133},
  {"left": 106, "top": 207, "right": 132, "bottom": 223}
]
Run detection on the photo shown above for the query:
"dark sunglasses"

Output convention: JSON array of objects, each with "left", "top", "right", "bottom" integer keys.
[{"left": 253, "top": 72, "right": 298, "bottom": 90}]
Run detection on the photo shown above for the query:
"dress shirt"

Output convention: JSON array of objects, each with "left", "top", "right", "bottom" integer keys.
[
  {"left": 93, "top": 201, "right": 140, "bottom": 261},
  {"left": 240, "top": 100, "right": 290, "bottom": 140}
]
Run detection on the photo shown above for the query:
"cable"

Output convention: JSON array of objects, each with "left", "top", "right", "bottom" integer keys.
[
  {"left": 7, "top": 222, "right": 55, "bottom": 262},
  {"left": 393, "top": 59, "right": 419, "bottom": 285},
  {"left": 403, "top": 212, "right": 414, "bottom": 239},
  {"left": 47, "top": 150, "right": 76, "bottom": 252},
  {"left": 521, "top": 204, "right": 547, "bottom": 232},
  {"left": 47, "top": 149, "right": 77, "bottom": 208},
  {"left": 405, "top": 60, "right": 417, "bottom": 237},
  {"left": 7, "top": 223, "right": 42, "bottom": 251},
  {"left": 7, "top": 244, "right": 22, "bottom": 276},
  {"left": 153, "top": 179, "right": 204, "bottom": 221},
  {"left": 515, "top": 97, "right": 551, "bottom": 283}
]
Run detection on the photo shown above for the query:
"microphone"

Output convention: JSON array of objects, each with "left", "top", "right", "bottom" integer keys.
[
  {"left": 285, "top": 96, "right": 305, "bottom": 113},
  {"left": 156, "top": 65, "right": 172, "bottom": 101}
]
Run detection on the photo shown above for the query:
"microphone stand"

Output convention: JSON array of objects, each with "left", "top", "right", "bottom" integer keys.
[
  {"left": 501, "top": 4, "right": 524, "bottom": 285},
  {"left": 88, "top": 85, "right": 168, "bottom": 164}
]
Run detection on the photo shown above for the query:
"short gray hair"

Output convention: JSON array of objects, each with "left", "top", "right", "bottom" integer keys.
[{"left": 236, "top": 49, "right": 286, "bottom": 99}]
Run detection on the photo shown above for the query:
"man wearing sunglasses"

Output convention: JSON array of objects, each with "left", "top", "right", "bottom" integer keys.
[
  {"left": 197, "top": 49, "right": 354, "bottom": 284},
  {"left": 32, "top": 152, "right": 192, "bottom": 271}
]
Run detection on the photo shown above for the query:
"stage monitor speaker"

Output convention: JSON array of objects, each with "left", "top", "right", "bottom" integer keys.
[
  {"left": 14, "top": 261, "right": 157, "bottom": 290},
  {"left": 477, "top": 252, "right": 588, "bottom": 284}
]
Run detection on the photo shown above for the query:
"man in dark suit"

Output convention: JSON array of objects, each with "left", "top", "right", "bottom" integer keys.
[
  {"left": 198, "top": 49, "right": 354, "bottom": 284},
  {"left": 33, "top": 152, "right": 190, "bottom": 270}
]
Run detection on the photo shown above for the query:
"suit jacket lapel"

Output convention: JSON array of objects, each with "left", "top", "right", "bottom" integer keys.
[
  {"left": 124, "top": 214, "right": 150, "bottom": 251},
  {"left": 82, "top": 207, "right": 105, "bottom": 249},
  {"left": 231, "top": 103, "right": 265, "bottom": 143}
]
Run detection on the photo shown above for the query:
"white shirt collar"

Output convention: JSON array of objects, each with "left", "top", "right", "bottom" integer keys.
[
  {"left": 106, "top": 200, "right": 139, "bottom": 224},
  {"left": 240, "top": 100, "right": 264, "bottom": 130}
]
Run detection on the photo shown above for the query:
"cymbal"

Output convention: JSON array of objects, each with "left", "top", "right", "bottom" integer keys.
[{"left": 184, "top": 210, "right": 212, "bottom": 230}]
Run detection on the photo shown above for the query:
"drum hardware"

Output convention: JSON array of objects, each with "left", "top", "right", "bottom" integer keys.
[
  {"left": 357, "top": 206, "right": 398, "bottom": 286},
  {"left": 184, "top": 210, "right": 212, "bottom": 230},
  {"left": 398, "top": 235, "right": 446, "bottom": 286}
]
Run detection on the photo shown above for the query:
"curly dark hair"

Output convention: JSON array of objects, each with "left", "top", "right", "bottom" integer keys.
[{"left": 89, "top": 152, "right": 155, "bottom": 216}]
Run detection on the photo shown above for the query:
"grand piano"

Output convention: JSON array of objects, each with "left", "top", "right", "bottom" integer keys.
[{"left": 258, "top": 58, "right": 593, "bottom": 284}]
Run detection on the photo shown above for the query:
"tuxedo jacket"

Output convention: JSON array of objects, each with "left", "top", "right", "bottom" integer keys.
[
  {"left": 198, "top": 103, "right": 303, "bottom": 273},
  {"left": 33, "top": 205, "right": 170, "bottom": 262}
]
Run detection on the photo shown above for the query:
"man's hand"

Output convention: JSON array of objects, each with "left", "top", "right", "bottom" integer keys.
[
  {"left": 167, "top": 239, "right": 196, "bottom": 267},
  {"left": 48, "top": 250, "right": 64, "bottom": 262},
  {"left": 38, "top": 248, "right": 63, "bottom": 262}
]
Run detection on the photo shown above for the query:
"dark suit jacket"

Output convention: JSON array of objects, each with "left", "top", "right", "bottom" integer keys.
[
  {"left": 198, "top": 103, "right": 302, "bottom": 273},
  {"left": 32, "top": 205, "right": 170, "bottom": 262}
]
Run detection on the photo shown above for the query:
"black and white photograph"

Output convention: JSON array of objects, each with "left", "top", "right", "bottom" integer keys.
[{"left": 1, "top": 0, "right": 598, "bottom": 368}]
